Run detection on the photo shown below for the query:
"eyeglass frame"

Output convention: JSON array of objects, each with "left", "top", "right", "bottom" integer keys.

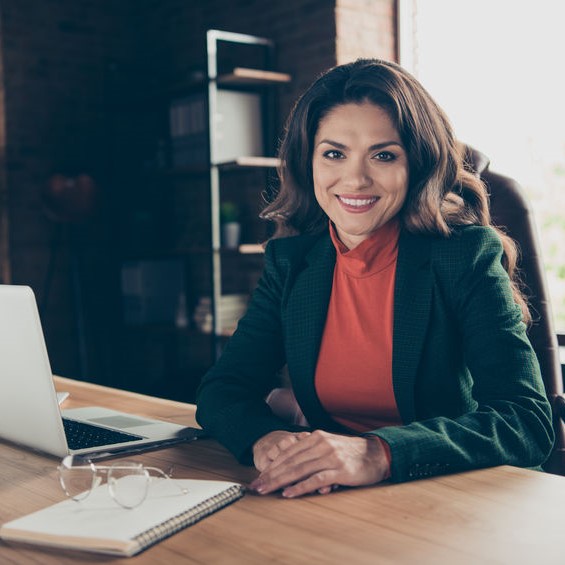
[{"left": 57, "top": 455, "right": 188, "bottom": 509}]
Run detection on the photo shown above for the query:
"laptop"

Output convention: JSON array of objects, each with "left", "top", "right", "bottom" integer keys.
[{"left": 0, "top": 285, "right": 204, "bottom": 460}]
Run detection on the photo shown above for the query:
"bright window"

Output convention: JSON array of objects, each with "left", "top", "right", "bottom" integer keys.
[{"left": 399, "top": 0, "right": 565, "bottom": 332}]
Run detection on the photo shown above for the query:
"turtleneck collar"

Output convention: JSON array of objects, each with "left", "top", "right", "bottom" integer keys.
[{"left": 329, "top": 217, "right": 400, "bottom": 278}]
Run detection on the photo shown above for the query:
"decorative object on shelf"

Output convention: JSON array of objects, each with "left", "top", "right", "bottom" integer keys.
[
  {"left": 193, "top": 293, "right": 249, "bottom": 336},
  {"left": 220, "top": 201, "right": 241, "bottom": 249},
  {"left": 214, "top": 90, "right": 263, "bottom": 164}
]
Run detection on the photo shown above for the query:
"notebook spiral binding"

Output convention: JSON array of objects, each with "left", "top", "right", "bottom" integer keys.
[{"left": 132, "top": 484, "right": 245, "bottom": 553}]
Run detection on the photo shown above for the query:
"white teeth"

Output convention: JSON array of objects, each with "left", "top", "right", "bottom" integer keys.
[{"left": 338, "top": 196, "right": 378, "bottom": 207}]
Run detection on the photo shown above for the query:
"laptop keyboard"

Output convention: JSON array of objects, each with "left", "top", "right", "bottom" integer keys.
[{"left": 63, "top": 418, "right": 143, "bottom": 450}]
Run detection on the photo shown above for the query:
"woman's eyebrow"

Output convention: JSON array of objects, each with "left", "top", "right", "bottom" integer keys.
[
  {"left": 369, "top": 141, "right": 404, "bottom": 151},
  {"left": 316, "top": 139, "right": 347, "bottom": 149},
  {"left": 317, "top": 139, "right": 404, "bottom": 150}
]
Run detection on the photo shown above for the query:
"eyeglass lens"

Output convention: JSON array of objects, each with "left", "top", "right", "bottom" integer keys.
[
  {"left": 58, "top": 455, "right": 100, "bottom": 501},
  {"left": 108, "top": 462, "right": 150, "bottom": 509},
  {"left": 58, "top": 456, "right": 185, "bottom": 509}
]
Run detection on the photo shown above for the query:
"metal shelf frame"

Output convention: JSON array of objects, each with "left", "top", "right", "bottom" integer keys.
[{"left": 205, "top": 30, "right": 283, "bottom": 355}]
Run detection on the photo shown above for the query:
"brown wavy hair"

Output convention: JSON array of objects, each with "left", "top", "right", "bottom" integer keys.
[{"left": 261, "top": 59, "right": 530, "bottom": 323}]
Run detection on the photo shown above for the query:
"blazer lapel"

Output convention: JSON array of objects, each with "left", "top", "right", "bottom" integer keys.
[
  {"left": 283, "top": 233, "right": 342, "bottom": 430},
  {"left": 393, "top": 230, "right": 433, "bottom": 423}
]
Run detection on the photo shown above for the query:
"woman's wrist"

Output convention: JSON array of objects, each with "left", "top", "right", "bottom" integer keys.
[{"left": 365, "top": 435, "right": 392, "bottom": 481}]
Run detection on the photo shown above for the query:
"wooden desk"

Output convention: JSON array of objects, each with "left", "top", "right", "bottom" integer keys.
[{"left": 0, "top": 377, "right": 563, "bottom": 564}]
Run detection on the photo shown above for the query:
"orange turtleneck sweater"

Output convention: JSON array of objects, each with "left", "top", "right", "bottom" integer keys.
[{"left": 315, "top": 219, "right": 402, "bottom": 433}]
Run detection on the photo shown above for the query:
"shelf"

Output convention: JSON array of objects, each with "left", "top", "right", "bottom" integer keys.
[
  {"left": 214, "top": 246, "right": 266, "bottom": 257},
  {"left": 217, "top": 67, "right": 291, "bottom": 86},
  {"left": 217, "top": 156, "right": 280, "bottom": 169},
  {"left": 121, "top": 245, "right": 265, "bottom": 261},
  {"left": 136, "top": 166, "right": 209, "bottom": 177},
  {"left": 121, "top": 323, "right": 202, "bottom": 336},
  {"left": 196, "top": 328, "right": 236, "bottom": 338},
  {"left": 238, "top": 243, "right": 264, "bottom": 254},
  {"left": 120, "top": 245, "right": 211, "bottom": 260},
  {"left": 164, "top": 165, "right": 209, "bottom": 176}
]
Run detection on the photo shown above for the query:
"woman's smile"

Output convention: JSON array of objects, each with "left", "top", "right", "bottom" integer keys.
[{"left": 336, "top": 194, "right": 380, "bottom": 213}]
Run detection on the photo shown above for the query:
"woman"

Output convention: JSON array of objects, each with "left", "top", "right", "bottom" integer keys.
[{"left": 196, "top": 59, "right": 554, "bottom": 498}]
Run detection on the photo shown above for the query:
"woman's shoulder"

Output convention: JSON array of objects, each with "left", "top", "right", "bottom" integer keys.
[
  {"left": 432, "top": 224, "right": 503, "bottom": 256},
  {"left": 426, "top": 225, "right": 505, "bottom": 285}
]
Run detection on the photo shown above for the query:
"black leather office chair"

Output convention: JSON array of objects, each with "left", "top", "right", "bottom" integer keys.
[{"left": 465, "top": 145, "right": 565, "bottom": 475}]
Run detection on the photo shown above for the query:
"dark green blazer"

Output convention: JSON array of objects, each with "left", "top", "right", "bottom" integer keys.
[{"left": 196, "top": 225, "right": 554, "bottom": 482}]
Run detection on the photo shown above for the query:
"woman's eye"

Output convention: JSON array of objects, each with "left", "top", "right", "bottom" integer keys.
[
  {"left": 373, "top": 151, "right": 396, "bottom": 162},
  {"left": 323, "top": 150, "right": 345, "bottom": 160}
]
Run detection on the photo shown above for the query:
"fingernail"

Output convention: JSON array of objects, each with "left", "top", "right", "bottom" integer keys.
[
  {"left": 282, "top": 489, "right": 295, "bottom": 498},
  {"left": 250, "top": 479, "right": 265, "bottom": 493}
]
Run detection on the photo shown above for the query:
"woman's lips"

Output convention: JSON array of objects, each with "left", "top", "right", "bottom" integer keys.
[{"left": 336, "top": 195, "right": 379, "bottom": 213}]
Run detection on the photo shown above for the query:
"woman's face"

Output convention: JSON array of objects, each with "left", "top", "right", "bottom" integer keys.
[{"left": 312, "top": 102, "right": 409, "bottom": 249}]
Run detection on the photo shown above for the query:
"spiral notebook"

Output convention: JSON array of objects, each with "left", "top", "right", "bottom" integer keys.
[{"left": 0, "top": 478, "right": 244, "bottom": 557}]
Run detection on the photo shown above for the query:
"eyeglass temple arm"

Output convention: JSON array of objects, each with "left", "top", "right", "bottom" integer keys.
[{"left": 145, "top": 466, "right": 189, "bottom": 494}]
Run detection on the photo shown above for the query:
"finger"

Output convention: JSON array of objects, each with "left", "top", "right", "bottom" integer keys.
[
  {"left": 255, "top": 448, "right": 334, "bottom": 494},
  {"left": 261, "top": 432, "right": 335, "bottom": 484},
  {"left": 254, "top": 431, "right": 312, "bottom": 473},
  {"left": 262, "top": 432, "right": 320, "bottom": 473},
  {"left": 317, "top": 484, "right": 339, "bottom": 495},
  {"left": 276, "top": 433, "right": 307, "bottom": 453},
  {"left": 282, "top": 470, "right": 336, "bottom": 498},
  {"left": 264, "top": 432, "right": 308, "bottom": 463},
  {"left": 254, "top": 430, "right": 307, "bottom": 471},
  {"left": 265, "top": 443, "right": 281, "bottom": 462}
]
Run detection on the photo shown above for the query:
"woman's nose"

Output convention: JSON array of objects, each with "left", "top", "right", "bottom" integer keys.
[{"left": 343, "top": 159, "right": 372, "bottom": 189}]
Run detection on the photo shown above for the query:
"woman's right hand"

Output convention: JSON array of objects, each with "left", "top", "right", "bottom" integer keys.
[{"left": 253, "top": 430, "right": 311, "bottom": 472}]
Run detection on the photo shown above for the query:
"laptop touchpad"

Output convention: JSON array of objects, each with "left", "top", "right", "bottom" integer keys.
[{"left": 88, "top": 416, "right": 153, "bottom": 429}]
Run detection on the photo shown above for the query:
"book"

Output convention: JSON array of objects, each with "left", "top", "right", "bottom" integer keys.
[
  {"left": 193, "top": 294, "right": 249, "bottom": 334},
  {"left": 0, "top": 478, "right": 244, "bottom": 557},
  {"left": 169, "top": 94, "right": 208, "bottom": 167}
]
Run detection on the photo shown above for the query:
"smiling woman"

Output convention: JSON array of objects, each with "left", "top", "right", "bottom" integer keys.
[{"left": 196, "top": 59, "right": 554, "bottom": 498}]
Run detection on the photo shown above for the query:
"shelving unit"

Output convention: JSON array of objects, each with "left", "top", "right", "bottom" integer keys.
[
  {"left": 109, "top": 30, "right": 289, "bottom": 399},
  {"left": 205, "top": 30, "right": 290, "bottom": 356}
]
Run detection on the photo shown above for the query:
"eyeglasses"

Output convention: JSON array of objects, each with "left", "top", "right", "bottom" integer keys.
[{"left": 57, "top": 455, "right": 188, "bottom": 509}]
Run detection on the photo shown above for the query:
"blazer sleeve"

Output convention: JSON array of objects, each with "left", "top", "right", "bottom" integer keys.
[
  {"left": 367, "top": 226, "right": 554, "bottom": 482},
  {"left": 195, "top": 239, "right": 308, "bottom": 463}
]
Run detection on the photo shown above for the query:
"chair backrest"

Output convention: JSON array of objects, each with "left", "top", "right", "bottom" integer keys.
[{"left": 465, "top": 145, "right": 565, "bottom": 475}]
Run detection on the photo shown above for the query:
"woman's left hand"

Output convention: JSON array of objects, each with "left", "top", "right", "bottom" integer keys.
[{"left": 249, "top": 430, "right": 390, "bottom": 498}]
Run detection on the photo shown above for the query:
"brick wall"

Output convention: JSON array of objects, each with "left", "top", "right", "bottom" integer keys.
[
  {"left": 0, "top": 0, "right": 398, "bottom": 393},
  {"left": 336, "top": 0, "right": 398, "bottom": 64},
  {"left": 0, "top": 0, "right": 135, "bottom": 379}
]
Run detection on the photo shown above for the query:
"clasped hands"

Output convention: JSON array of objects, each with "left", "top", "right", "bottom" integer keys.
[{"left": 250, "top": 429, "right": 390, "bottom": 498}]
